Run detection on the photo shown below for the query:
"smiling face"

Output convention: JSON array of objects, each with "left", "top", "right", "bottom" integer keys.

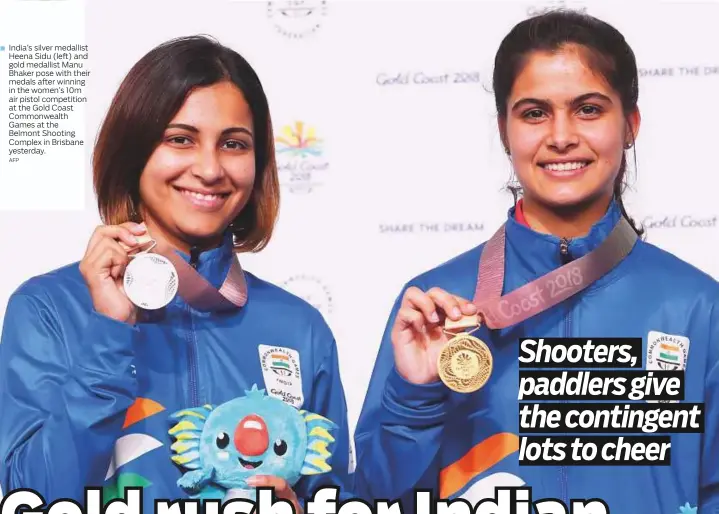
[
  {"left": 500, "top": 44, "right": 639, "bottom": 212},
  {"left": 137, "top": 80, "right": 256, "bottom": 252},
  {"left": 200, "top": 397, "right": 306, "bottom": 488}
]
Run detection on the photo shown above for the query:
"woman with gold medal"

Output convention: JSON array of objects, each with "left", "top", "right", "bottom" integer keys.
[{"left": 353, "top": 9, "right": 718, "bottom": 514}]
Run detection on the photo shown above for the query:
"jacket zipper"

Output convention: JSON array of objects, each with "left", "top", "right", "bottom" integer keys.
[
  {"left": 559, "top": 238, "right": 570, "bottom": 264},
  {"left": 190, "top": 245, "right": 200, "bottom": 269},
  {"left": 187, "top": 246, "right": 200, "bottom": 407},
  {"left": 559, "top": 238, "right": 570, "bottom": 505}
]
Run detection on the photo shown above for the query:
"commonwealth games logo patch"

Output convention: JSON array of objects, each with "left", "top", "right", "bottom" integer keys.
[{"left": 647, "top": 331, "right": 690, "bottom": 371}]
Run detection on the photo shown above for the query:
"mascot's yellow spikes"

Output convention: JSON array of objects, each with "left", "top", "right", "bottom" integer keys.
[
  {"left": 174, "top": 432, "right": 199, "bottom": 441},
  {"left": 309, "top": 457, "right": 331, "bottom": 473},
  {"left": 172, "top": 441, "right": 198, "bottom": 454},
  {"left": 169, "top": 420, "right": 198, "bottom": 434},
  {"left": 309, "top": 440, "right": 331, "bottom": 458},
  {"left": 172, "top": 453, "right": 195, "bottom": 465},
  {"left": 309, "top": 426, "right": 334, "bottom": 442}
]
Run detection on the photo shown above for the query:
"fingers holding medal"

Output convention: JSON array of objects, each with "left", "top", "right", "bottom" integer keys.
[
  {"left": 400, "top": 287, "right": 478, "bottom": 331},
  {"left": 393, "top": 288, "right": 494, "bottom": 395},
  {"left": 80, "top": 222, "right": 149, "bottom": 324},
  {"left": 390, "top": 286, "right": 479, "bottom": 386}
]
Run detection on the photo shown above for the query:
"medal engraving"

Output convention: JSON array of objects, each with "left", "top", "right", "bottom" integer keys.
[
  {"left": 438, "top": 333, "right": 493, "bottom": 393},
  {"left": 124, "top": 253, "right": 178, "bottom": 310}
]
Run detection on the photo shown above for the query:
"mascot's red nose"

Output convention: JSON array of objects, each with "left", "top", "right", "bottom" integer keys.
[{"left": 234, "top": 414, "right": 269, "bottom": 456}]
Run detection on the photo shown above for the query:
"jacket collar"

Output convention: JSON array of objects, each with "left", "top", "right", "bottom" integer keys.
[
  {"left": 503, "top": 198, "right": 623, "bottom": 283},
  {"left": 160, "top": 230, "right": 242, "bottom": 313},
  {"left": 177, "top": 230, "right": 237, "bottom": 289}
]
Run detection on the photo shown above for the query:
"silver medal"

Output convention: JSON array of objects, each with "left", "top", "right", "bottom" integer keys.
[{"left": 123, "top": 252, "right": 178, "bottom": 309}]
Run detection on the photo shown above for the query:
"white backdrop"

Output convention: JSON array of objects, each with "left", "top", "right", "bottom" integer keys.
[{"left": 1, "top": 0, "right": 719, "bottom": 433}]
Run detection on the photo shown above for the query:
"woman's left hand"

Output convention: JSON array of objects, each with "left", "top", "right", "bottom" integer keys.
[{"left": 247, "top": 475, "right": 303, "bottom": 514}]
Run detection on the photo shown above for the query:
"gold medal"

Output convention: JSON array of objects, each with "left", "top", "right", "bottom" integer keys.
[{"left": 438, "top": 316, "right": 493, "bottom": 393}]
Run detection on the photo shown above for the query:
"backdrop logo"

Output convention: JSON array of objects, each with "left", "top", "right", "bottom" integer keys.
[
  {"left": 642, "top": 215, "right": 717, "bottom": 229},
  {"left": 639, "top": 66, "right": 719, "bottom": 78},
  {"left": 379, "top": 221, "right": 485, "bottom": 235},
  {"left": 281, "top": 275, "right": 334, "bottom": 317},
  {"left": 376, "top": 70, "right": 481, "bottom": 87},
  {"left": 526, "top": 0, "right": 586, "bottom": 16},
  {"left": 267, "top": 1, "right": 327, "bottom": 39},
  {"left": 275, "top": 121, "right": 329, "bottom": 194}
]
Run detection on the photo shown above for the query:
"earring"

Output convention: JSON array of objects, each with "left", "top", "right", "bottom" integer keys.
[
  {"left": 624, "top": 142, "right": 633, "bottom": 149},
  {"left": 129, "top": 199, "right": 138, "bottom": 221},
  {"left": 228, "top": 221, "right": 239, "bottom": 246}
]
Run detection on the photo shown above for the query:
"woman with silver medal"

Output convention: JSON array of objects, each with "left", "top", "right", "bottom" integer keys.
[
  {"left": 0, "top": 36, "right": 352, "bottom": 512},
  {"left": 353, "top": 10, "right": 719, "bottom": 514}
]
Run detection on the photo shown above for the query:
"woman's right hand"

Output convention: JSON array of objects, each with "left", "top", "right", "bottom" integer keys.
[
  {"left": 79, "top": 222, "right": 147, "bottom": 324},
  {"left": 390, "top": 286, "right": 478, "bottom": 385}
]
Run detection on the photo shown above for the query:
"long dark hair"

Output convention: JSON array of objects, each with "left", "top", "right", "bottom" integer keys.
[
  {"left": 492, "top": 9, "right": 643, "bottom": 237},
  {"left": 93, "top": 35, "right": 279, "bottom": 252}
]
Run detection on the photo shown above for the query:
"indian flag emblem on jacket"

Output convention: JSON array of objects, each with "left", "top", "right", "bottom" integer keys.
[
  {"left": 657, "top": 342, "right": 681, "bottom": 369},
  {"left": 647, "top": 331, "right": 690, "bottom": 371},
  {"left": 270, "top": 353, "right": 293, "bottom": 376}
]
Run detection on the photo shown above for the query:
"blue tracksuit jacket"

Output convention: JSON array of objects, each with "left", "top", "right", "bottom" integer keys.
[
  {"left": 0, "top": 233, "right": 352, "bottom": 509},
  {"left": 353, "top": 200, "right": 719, "bottom": 514}
]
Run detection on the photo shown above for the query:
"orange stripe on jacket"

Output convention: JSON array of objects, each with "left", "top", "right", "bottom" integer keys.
[
  {"left": 439, "top": 432, "right": 519, "bottom": 498},
  {"left": 123, "top": 398, "right": 166, "bottom": 429}
]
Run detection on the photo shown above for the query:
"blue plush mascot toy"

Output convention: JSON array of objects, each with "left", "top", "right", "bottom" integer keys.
[{"left": 168, "top": 384, "right": 337, "bottom": 501}]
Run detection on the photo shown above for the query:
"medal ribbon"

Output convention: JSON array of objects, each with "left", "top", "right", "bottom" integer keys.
[
  {"left": 471, "top": 215, "right": 637, "bottom": 329},
  {"left": 128, "top": 232, "right": 248, "bottom": 312},
  {"left": 155, "top": 239, "right": 248, "bottom": 311}
]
